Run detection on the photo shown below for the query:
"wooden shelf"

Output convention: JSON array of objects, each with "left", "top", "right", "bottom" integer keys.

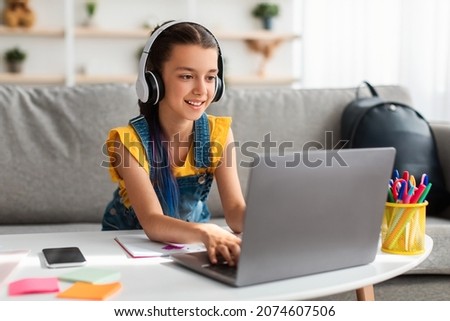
[
  {"left": 0, "top": 22, "right": 300, "bottom": 87},
  {"left": 73, "top": 28, "right": 300, "bottom": 41},
  {"left": 0, "top": 73, "right": 65, "bottom": 85},
  {"left": 0, "top": 25, "right": 64, "bottom": 37}
]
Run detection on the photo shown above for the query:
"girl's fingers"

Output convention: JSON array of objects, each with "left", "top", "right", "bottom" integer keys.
[
  {"left": 207, "top": 245, "right": 218, "bottom": 264},
  {"left": 217, "top": 244, "right": 234, "bottom": 266}
]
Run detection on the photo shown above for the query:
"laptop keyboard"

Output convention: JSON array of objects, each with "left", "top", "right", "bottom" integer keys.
[{"left": 204, "top": 261, "right": 237, "bottom": 278}]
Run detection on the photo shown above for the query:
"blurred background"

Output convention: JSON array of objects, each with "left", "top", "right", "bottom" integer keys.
[{"left": 0, "top": 0, "right": 449, "bottom": 122}]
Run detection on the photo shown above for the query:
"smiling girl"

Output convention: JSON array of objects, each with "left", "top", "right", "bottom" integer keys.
[{"left": 102, "top": 21, "right": 245, "bottom": 265}]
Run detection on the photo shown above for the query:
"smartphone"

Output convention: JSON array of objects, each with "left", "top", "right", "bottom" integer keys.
[{"left": 42, "top": 247, "right": 86, "bottom": 268}]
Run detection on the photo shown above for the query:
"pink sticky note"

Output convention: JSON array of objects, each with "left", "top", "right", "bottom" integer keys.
[{"left": 8, "top": 277, "right": 59, "bottom": 296}]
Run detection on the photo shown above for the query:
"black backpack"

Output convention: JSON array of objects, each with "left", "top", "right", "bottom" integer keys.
[{"left": 341, "top": 81, "right": 450, "bottom": 218}]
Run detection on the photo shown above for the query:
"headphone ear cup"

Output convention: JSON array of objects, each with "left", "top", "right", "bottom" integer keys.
[
  {"left": 145, "top": 71, "right": 164, "bottom": 105},
  {"left": 213, "top": 76, "right": 224, "bottom": 102}
]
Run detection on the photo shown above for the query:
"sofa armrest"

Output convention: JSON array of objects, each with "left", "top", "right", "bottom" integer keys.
[{"left": 430, "top": 121, "right": 450, "bottom": 192}]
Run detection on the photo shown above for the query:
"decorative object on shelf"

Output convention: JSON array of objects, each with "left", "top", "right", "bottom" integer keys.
[
  {"left": 3, "top": 46, "right": 27, "bottom": 73},
  {"left": 84, "top": 1, "right": 97, "bottom": 27},
  {"left": 251, "top": 2, "right": 279, "bottom": 30},
  {"left": 245, "top": 38, "right": 283, "bottom": 77},
  {"left": 3, "top": 0, "right": 36, "bottom": 28}
]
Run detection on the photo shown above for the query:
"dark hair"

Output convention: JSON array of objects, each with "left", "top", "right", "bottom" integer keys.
[{"left": 138, "top": 21, "right": 219, "bottom": 218}]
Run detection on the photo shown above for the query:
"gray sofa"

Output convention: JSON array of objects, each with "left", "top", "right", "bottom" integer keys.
[{"left": 1, "top": 83, "right": 449, "bottom": 279}]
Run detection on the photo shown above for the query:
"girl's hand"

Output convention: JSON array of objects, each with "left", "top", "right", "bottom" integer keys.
[{"left": 198, "top": 223, "right": 241, "bottom": 266}]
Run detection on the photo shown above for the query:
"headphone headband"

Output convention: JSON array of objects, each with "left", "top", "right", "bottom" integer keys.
[{"left": 136, "top": 20, "right": 225, "bottom": 105}]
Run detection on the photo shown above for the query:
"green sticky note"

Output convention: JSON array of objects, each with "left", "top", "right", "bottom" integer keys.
[{"left": 59, "top": 267, "right": 121, "bottom": 284}]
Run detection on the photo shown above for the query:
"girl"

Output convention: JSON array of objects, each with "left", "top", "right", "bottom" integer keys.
[{"left": 102, "top": 21, "right": 245, "bottom": 266}]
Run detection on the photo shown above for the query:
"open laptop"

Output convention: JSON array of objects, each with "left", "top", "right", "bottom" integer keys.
[{"left": 171, "top": 147, "right": 396, "bottom": 287}]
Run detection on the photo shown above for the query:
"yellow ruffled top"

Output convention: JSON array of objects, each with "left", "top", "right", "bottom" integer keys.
[{"left": 105, "top": 114, "right": 231, "bottom": 207}]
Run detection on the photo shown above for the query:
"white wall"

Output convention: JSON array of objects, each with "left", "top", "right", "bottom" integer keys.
[{"left": 0, "top": 0, "right": 301, "bottom": 85}]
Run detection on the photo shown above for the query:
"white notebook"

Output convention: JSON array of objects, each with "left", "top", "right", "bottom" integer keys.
[
  {"left": 115, "top": 234, "right": 205, "bottom": 258},
  {"left": 0, "top": 250, "right": 30, "bottom": 285}
]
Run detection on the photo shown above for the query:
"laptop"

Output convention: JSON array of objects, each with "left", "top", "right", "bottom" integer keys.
[{"left": 171, "top": 147, "right": 396, "bottom": 287}]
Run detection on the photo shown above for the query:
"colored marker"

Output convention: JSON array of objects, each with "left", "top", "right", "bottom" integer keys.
[
  {"left": 387, "top": 188, "right": 395, "bottom": 203},
  {"left": 420, "top": 173, "right": 429, "bottom": 186},
  {"left": 409, "top": 184, "right": 426, "bottom": 204},
  {"left": 402, "top": 170, "right": 409, "bottom": 181},
  {"left": 418, "top": 183, "right": 432, "bottom": 203},
  {"left": 393, "top": 169, "right": 400, "bottom": 180},
  {"left": 396, "top": 181, "right": 406, "bottom": 203},
  {"left": 403, "top": 185, "right": 415, "bottom": 204}
]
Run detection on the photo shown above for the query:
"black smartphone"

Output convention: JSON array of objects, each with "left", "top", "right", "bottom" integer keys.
[{"left": 42, "top": 247, "right": 86, "bottom": 268}]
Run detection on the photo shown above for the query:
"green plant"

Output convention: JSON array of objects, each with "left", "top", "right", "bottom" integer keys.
[
  {"left": 252, "top": 2, "right": 279, "bottom": 19},
  {"left": 86, "top": 1, "right": 97, "bottom": 17},
  {"left": 4, "top": 47, "right": 27, "bottom": 63}
]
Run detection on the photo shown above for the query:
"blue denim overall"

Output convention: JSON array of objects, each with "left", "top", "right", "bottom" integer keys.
[{"left": 102, "top": 113, "right": 214, "bottom": 230}]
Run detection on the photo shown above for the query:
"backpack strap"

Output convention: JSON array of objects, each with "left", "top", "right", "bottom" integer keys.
[{"left": 356, "top": 81, "right": 379, "bottom": 99}]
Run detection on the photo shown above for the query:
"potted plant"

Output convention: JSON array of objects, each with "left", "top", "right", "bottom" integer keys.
[
  {"left": 84, "top": 1, "right": 97, "bottom": 27},
  {"left": 4, "top": 47, "right": 27, "bottom": 73},
  {"left": 252, "top": 2, "right": 280, "bottom": 30}
]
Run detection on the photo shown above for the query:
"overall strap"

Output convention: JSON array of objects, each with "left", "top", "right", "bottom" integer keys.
[
  {"left": 129, "top": 115, "right": 155, "bottom": 180},
  {"left": 193, "top": 113, "right": 211, "bottom": 168},
  {"left": 129, "top": 113, "right": 211, "bottom": 171}
]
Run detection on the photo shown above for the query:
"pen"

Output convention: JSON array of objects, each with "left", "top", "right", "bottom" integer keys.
[
  {"left": 392, "top": 178, "right": 406, "bottom": 201},
  {"left": 403, "top": 185, "right": 415, "bottom": 204},
  {"left": 387, "top": 188, "right": 395, "bottom": 203},
  {"left": 418, "top": 183, "right": 432, "bottom": 203},
  {"left": 409, "top": 175, "right": 416, "bottom": 189},
  {"left": 392, "top": 169, "right": 400, "bottom": 180},
  {"left": 396, "top": 181, "right": 406, "bottom": 203},
  {"left": 420, "top": 173, "right": 429, "bottom": 186},
  {"left": 409, "top": 184, "right": 426, "bottom": 204},
  {"left": 402, "top": 170, "right": 409, "bottom": 181}
]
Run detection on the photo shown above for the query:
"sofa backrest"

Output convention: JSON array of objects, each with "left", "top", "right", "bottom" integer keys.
[
  {"left": 207, "top": 85, "right": 412, "bottom": 216},
  {"left": 0, "top": 84, "right": 137, "bottom": 225},
  {"left": 0, "top": 84, "right": 412, "bottom": 224}
]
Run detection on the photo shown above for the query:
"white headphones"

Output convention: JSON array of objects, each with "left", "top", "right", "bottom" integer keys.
[{"left": 135, "top": 20, "right": 225, "bottom": 105}]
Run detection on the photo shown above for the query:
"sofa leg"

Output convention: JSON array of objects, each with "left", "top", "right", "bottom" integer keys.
[{"left": 356, "top": 285, "right": 375, "bottom": 301}]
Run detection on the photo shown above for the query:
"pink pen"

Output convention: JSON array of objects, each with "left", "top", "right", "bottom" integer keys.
[
  {"left": 403, "top": 185, "right": 415, "bottom": 204},
  {"left": 410, "top": 184, "right": 426, "bottom": 204}
]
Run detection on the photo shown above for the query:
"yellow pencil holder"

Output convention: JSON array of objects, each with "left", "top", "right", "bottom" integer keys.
[{"left": 381, "top": 201, "right": 427, "bottom": 255}]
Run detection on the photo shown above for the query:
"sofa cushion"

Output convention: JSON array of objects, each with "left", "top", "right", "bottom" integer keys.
[{"left": 0, "top": 84, "right": 137, "bottom": 225}]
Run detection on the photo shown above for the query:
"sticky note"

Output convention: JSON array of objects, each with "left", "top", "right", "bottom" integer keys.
[
  {"left": 58, "top": 267, "right": 121, "bottom": 284},
  {"left": 8, "top": 277, "right": 59, "bottom": 296},
  {"left": 57, "top": 281, "right": 122, "bottom": 300}
]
